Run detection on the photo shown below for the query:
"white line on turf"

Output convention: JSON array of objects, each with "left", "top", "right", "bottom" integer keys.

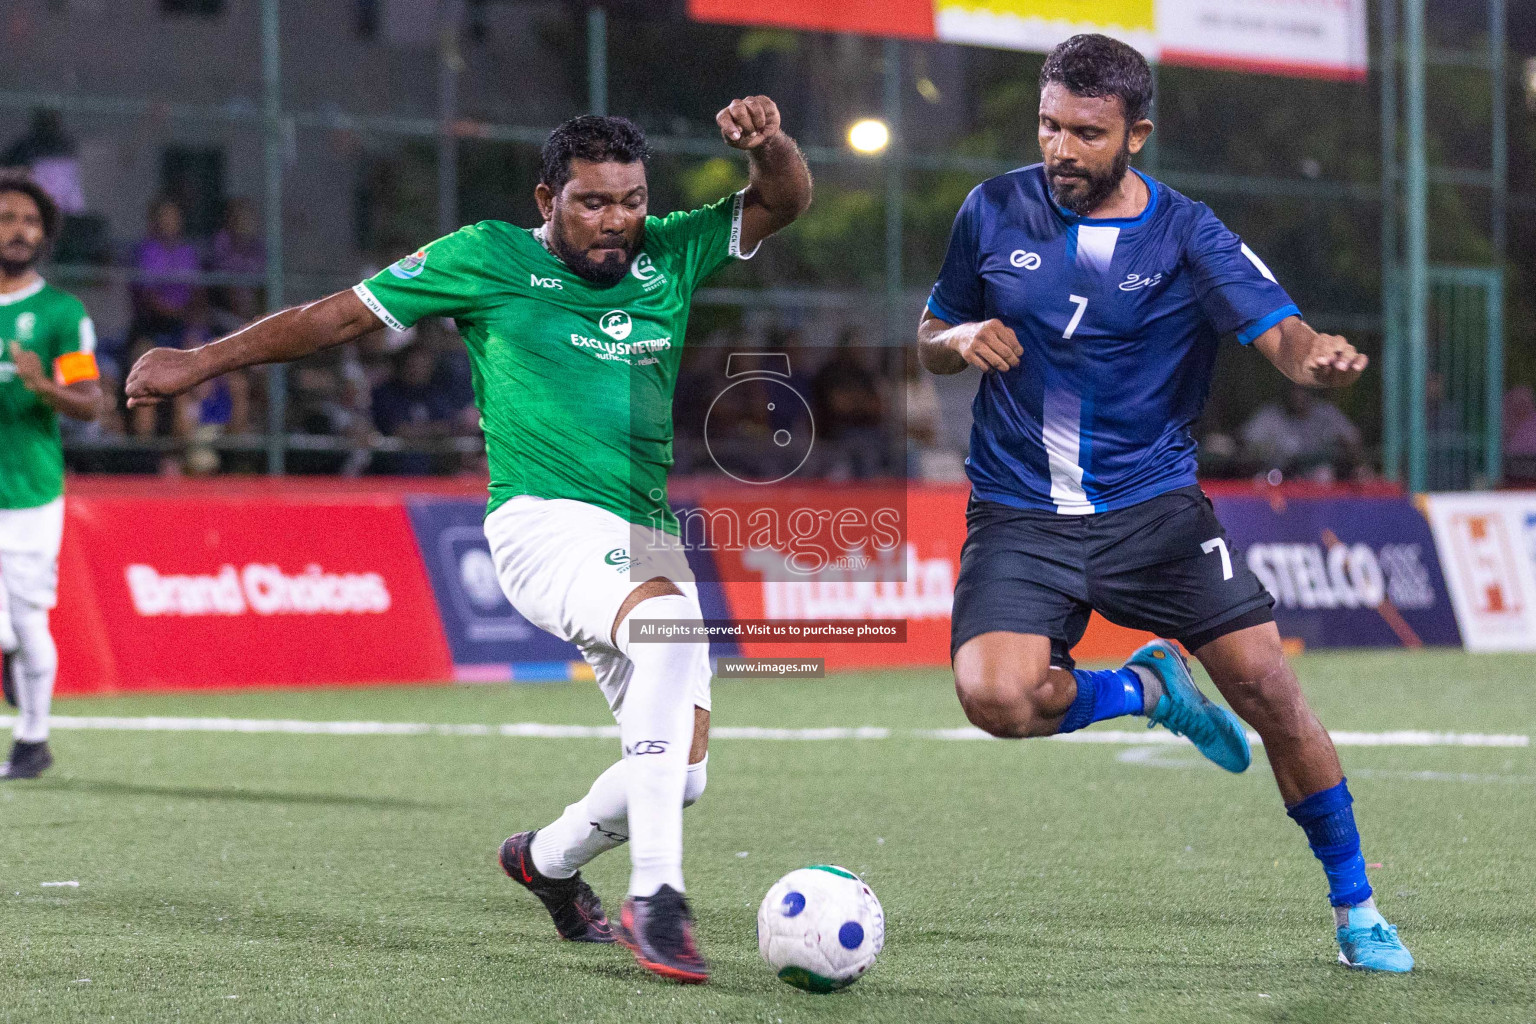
[{"left": 0, "top": 716, "right": 1527, "bottom": 748}]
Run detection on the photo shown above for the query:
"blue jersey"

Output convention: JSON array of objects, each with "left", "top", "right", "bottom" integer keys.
[{"left": 927, "top": 164, "right": 1297, "bottom": 515}]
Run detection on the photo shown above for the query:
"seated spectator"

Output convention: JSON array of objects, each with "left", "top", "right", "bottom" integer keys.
[
  {"left": 3, "top": 108, "right": 85, "bottom": 215},
  {"left": 1504, "top": 384, "right": 1536, "bottom": 483},
  {"left": 207, "top": 197, "right": 266, "bottom": 335},
  {"left": 372, "top": 344, "right": 456, "bottom": 474},
  {"left": 905, "top": 348, "right": 963, "bottom": 481},
  {"left": 811, "top": 329, "right": 891, "bottom": 479},
  {"left": 1240, "top": 384, "right": 1365, "bottom": 483},
  {"left": 130, "top": 196, "right": 201, "bottom": 346}
]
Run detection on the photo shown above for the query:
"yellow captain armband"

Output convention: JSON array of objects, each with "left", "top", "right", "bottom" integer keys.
[{"left": 54, "top": 350, "right": 100, "bottom": 386}]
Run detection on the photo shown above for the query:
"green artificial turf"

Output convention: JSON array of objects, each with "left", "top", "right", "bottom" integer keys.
[{"left": 1, "top": 650, "right": 1533, "bottom": 1022}]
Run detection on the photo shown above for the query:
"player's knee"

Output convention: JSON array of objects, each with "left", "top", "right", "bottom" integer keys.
[
  {"left": 1218, "top": 658, "right": 1315, "bottom": 743},
  {"left": 682, "top": 755, "right": 707, "bottom": 808},
  {"left": 12, "top": 605, "right": 55, "bottom": 673},
  {"left": 615, "top": 589, "right": 703, "bottom": 658},
  {"left": 953, "top": 664, "right": 1047, "bottom": 738}
]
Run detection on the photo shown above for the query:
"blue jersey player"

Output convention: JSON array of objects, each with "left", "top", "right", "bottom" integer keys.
[{"left": 919, "top": 34, "right": 1412, "bottom": 973}]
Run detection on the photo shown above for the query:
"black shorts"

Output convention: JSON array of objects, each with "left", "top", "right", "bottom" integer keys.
[{"left": 950, "top": 485, "right": 1274, "bottom": 669}]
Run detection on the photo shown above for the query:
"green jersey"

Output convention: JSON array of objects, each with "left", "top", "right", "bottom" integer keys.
[
  {"left": 356, "top": 190, "right": 753, "bottom": 533},
  {"left": 0, "top": 279, "right": 97, "bottom": 510}
]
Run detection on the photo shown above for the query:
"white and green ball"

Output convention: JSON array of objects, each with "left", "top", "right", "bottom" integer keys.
[{"left": 757, "top": 865, "right": 885, "bottom": 992}]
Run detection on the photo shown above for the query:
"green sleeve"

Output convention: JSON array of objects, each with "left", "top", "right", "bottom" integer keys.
[
  {"left": 53, "top": 296, "right": 96, "bottom": 359},
  {"left": 353, "top": 225, "right": 497, "bottom": 330},
  {"left": 644, "top": 189, "right": 759, "bottom": 290}
]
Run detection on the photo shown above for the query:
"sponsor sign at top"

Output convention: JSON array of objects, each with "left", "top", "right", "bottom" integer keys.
[{"left": 688, "top": 0, "right": 1367, "bottom": 81}]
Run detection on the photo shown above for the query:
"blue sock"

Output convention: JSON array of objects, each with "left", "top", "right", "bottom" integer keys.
[
  {"left": 1057, "top": 668, "right": 1145, "bottom": 734},
  {"left": 1286, "top": 778, "right": 1373, "bottom": 907}
]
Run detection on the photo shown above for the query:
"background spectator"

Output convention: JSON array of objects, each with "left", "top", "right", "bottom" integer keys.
[
  {"left": 1241, "top": 384, "right": 1365, "bottom": 483},
  {"left": 811, "top": 328, "right": 890, "bottom": 479},
  {"left": 1504, "top": 384, "right": 1536, "bottom": 483},
  {"left": 3, "top": 108, "right": 85, "bottom": 215},
  {"left": 372, "top": 344, "right": 457, "bottom": 474},
  {"left": 130, "top": 196, "right": 201, "bottom": 346},
  {"left": 207, "top": 197, "right": 266, "bottom": 335}
]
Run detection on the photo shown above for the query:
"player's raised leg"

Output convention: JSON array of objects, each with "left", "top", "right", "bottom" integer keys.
[
  {"left": 1195, "top": 623, "right": 1413, "bottom": 973},
  {"left": 952, "top": 629, "right": 1246, "bottom": 771}
]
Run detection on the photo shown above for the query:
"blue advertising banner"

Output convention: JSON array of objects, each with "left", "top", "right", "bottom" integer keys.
[
  {"left": 405, "top": 498, "right": 739, "bottom": 677},
  {"left": 1212, "top": 495, "right": 1461, "bottom": 648},
  {"left": 405, "top": 498, "right": 580, "bottom": 674}
]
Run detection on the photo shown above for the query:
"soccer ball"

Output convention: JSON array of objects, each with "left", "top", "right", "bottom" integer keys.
[{"left": 757, "top": 865, "right": 885, "bottom": 992}]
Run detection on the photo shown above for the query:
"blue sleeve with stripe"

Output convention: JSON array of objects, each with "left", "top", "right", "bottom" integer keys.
[
  {"left": 1185, "top": 205, "right": 1298, "bottom": 345},
  {"left": 927, "top": 186, "right": 985, "bottom": 325}
]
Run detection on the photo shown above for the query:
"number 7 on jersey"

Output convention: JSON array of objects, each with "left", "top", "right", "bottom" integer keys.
[{"left": 1063, "top": 295, "right": 1088, "bottom": 340}]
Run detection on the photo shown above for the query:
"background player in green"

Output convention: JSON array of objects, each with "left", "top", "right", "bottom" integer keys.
[
  {"left": 0, "top": 172, "right": 104, "bottom": 780},
  {"left": 127, "top": 97, "right": 812, "bottom": 984}
]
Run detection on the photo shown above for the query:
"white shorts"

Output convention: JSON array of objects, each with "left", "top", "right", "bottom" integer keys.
[
  {"left": 0, "top": 498, "right": 65, "bottom": 610},
  {"left": 483, "top": 496, "right": 711, "bottom": 721}
]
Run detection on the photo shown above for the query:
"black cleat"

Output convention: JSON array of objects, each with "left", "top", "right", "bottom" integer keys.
[
  {"left": 613, "top": 884, "right": 709, "bottom": 984},
  {"left": 2, "top": 649, "right": 15, "bottom": 708},
  {"left": 0, "top": 740, "right": 52, "bottom": 780},
  {"left": 498, "top": 831, "right": 614, "bottom": 943}
]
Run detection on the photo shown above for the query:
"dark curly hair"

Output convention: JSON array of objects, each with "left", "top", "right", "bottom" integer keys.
[
  {"left": 1039, "top": 34, "right": 1154, "bottom": 127},
  {"left": 539, "top": 115, "right": 653, "bottom": 195},
  {"left": 0, "top": 169, "right": 62, "bottom": 244}
]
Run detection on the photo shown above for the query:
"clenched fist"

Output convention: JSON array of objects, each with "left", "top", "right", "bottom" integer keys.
[
  {"left": 125, "top": 346, "right": 208, "bottom": 407},
  {"left": 1299, "top": 331, "right": 1368, "bottom": 388},
  {"left": 716, "top": 96, "right": 782, "bottom": 151},
  {"left": 948, "top": 319, "right": 1022, "bottom": 373}
]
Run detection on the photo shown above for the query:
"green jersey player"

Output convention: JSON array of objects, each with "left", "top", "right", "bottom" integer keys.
[
  {"left": 127, "top": 99, "right": 812, "bottom": 984},
  {"left": 0, "top": 172, "right": 104, "bottom": 780}
]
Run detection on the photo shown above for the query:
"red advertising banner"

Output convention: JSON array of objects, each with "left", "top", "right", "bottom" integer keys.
[
  {"left": 704, "top": 483, "right": 1151, "bottom": 669},
  {"left": 688, "top": 0, "right": 936, "bottom": 39},
  {"left": 54, "top": 484, "right": 453, "bottom": 694}
]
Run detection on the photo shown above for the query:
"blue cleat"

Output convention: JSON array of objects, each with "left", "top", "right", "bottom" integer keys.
[
  {"left": 1128, "top": 639, "right": 1251, "bottom": 773},
  {"left": 1336, "top": 906, "right": 1414, "bottom": 973}
]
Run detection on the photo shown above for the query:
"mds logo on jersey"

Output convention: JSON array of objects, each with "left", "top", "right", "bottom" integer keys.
[{"left": 530, "top": 274, "right": 563, "bottom": 290}]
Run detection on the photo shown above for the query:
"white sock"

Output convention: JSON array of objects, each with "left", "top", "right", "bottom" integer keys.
[
  {"left": 1128, "top": 664, "right": 1164, "bottom": 714},
  {"left": 531, "top": 758, "right": 631, "bottom": 880},
  {"left": 529, "top": 752, "right": 710, "bottom": 880},
  {"left": 1335, "top": 895, "right": 1376, "bottom": 927},
  {"left": 616, "top": 593, "right": 707, "bottom": 897},
  {"left": 12, "top": 604, "right": 56, "bottom": 743},
  {"left": 683, "top": 754, "right": 708, "bottom": 808}
]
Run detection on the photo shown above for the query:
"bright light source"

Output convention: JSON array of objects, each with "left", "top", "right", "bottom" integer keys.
[{"left": 847, "top": 118, "right": 890, "bottom": 155}]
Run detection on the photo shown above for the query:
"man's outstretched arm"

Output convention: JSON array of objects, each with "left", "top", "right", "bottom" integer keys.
[
  {"left": 1251, "top": 315, "right": 1368, "bottom": 388},
  {"left": 125, "top": 289, "right": 382, "bottom": 407},
  {"left": 717, "top": 95, "right": 813, "bottom": 252}
]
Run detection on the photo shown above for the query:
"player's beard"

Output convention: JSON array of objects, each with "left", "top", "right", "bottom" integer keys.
[
  {"left": 1047, "top": 138, "right": 1132, "bottom": 217},
  {"left": 0, "top": 237, "right": 39, "bottom": 279},
  {"left": 547, "top": 218, "right": 643, "bottom": 288}
]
